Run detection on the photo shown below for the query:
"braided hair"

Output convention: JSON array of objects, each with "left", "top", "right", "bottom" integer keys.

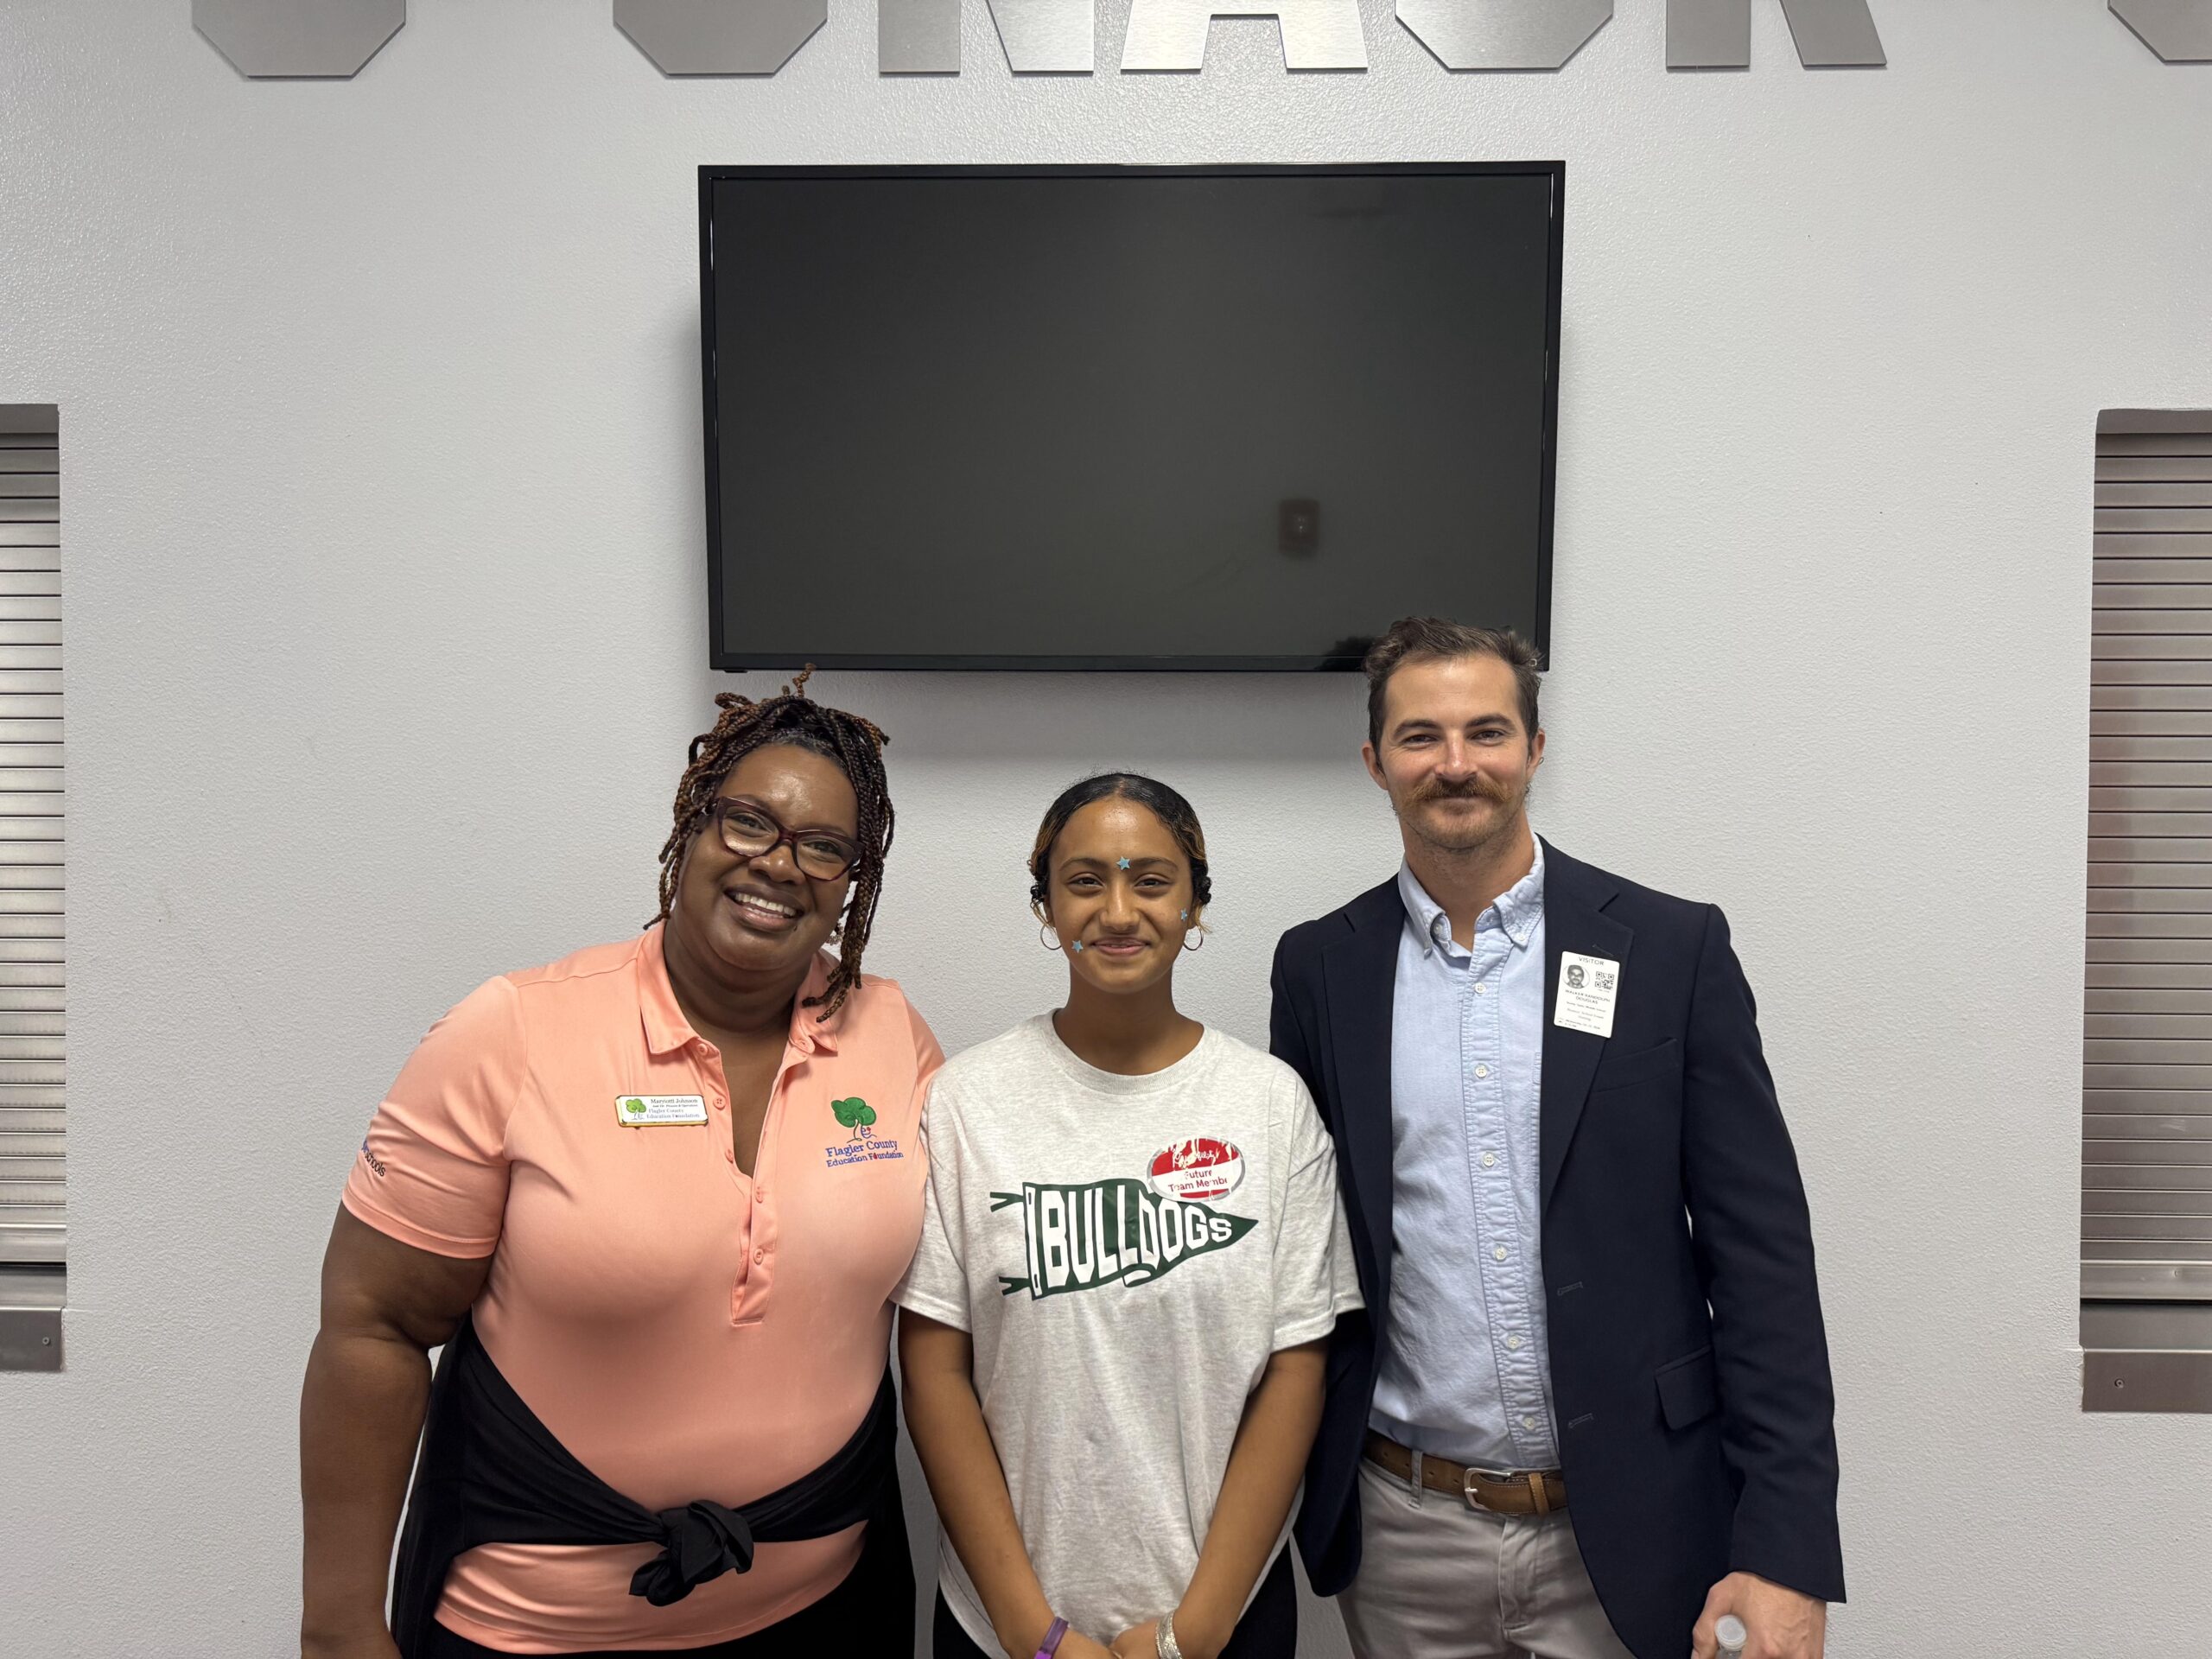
[
  {"left": 653, "top": 668, "right": 893, "bottom": 1018},
  {"left": 1028, "top": 772, "right": 1213, "bottom": 921}
]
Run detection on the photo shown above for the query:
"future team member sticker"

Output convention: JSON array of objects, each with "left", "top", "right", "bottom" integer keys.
[
  {"left": 613, "top": 1094, "right": 709, "bottom": 1127},
  {"left": 1147, "top": 1136, "right": 1245, "bottom": 1201}
]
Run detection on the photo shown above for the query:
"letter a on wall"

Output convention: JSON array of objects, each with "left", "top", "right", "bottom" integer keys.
[
  {"left": 2110, "top": 0, "right": 2212, "bottom": 60},
  {"left": 1666, "top": 0, "right": 1885, "bottom": 67},
  {"left": 616, "top": 0, "right": 828, "bottom": 74},
  {"left": 1395, "top": 0, "right": 1611, "bottom": 72},
  {"left": 1122, "top": 0, "right": 1367, "bottom": 70},
  {"left": 194, "top": 0, "right": 404, "bottom": 77}
]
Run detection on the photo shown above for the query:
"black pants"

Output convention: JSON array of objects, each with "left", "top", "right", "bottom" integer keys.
[
  {"left": 931, "top": 1549, "right": 1297, "bottom": 1659},
  {"left": 416, "top": 1514, "right": 913, "bottom": 1659}
]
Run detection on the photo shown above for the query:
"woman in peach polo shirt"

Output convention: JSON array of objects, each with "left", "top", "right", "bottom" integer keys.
[{"left": 300, "top": 677, "right": 941, "bottom": 1659}]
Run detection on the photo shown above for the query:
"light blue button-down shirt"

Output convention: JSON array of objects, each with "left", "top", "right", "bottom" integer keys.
[{"left": 1370, "top": 844, "right": 1559, "bottom": 1471}]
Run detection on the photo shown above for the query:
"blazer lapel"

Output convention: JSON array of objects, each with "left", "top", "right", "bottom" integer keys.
[
  {"left": 1320, "top": 880, "right": 1402, "bottom": 1298},
  {"left": 1539, "top": 841, "right": 1632, "bottom": 1212}
]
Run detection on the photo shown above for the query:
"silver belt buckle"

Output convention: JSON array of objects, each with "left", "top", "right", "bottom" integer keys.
[{"left": 1461, "top": 1465, "right": 1514, "bottom": 1512}]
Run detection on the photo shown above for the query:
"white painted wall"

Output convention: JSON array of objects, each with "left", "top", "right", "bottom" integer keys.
[{"left": 2, "top": 1, "right": 2208, "bottom": 1653}]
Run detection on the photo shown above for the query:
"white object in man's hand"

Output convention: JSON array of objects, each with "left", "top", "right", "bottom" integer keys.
[
  {"left": 1716, "top": 1613, "right": 1749, "bottom": 1657},
  {"left": 1691, "top": 1572, "right": 1827, "bottom": 1659}
]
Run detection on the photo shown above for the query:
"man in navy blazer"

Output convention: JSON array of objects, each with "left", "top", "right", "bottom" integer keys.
[{"left": 1271, "top": 619, "right": 1842, "bottom": 1659}]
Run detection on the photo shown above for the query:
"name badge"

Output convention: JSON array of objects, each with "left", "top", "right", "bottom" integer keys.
[
  {"left": 614, "top": 1093, "right": 709, "bottom": 1127},
  {"left": 1554, "top": 953, "right": 1621, "bottom": 1039}
]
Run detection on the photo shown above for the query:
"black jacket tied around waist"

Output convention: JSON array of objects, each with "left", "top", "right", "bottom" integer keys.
[{"left": 389, "top": 1315, "right": 902, "bottom": 1656}]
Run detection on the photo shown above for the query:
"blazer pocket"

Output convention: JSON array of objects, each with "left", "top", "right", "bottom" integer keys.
[
  {"left": 1589, "top": 1037, "right": 1680, "bottom": 1096},
  {"left": 1655, "top": 1345, "right": 1719, "bottom": 1430}
]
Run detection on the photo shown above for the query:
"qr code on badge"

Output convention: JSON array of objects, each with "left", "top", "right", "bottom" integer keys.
[{"left": 1595, "top": 970, "right": 1616, "bottom": 991}]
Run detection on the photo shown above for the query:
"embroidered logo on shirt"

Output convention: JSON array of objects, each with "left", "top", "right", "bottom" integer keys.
[
  {"left": 1146, "top": 1135, "right": 1244, "bottom": 1201},
  {"left": 991, "top": 1181, "right": 1255, "bottom": 1300},
  {"left": 824, "top": 1097, "right": 905, "bottom": 1167}
]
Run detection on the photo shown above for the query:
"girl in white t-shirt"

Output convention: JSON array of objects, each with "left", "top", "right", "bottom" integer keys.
[{"left": 898, "top": 772, "right": 1361, "bottom": 1659}]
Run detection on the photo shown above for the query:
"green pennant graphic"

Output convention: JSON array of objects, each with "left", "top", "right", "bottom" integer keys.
[{"left": 989, "top": 1180, "right": 1256, "bottom": 1300}]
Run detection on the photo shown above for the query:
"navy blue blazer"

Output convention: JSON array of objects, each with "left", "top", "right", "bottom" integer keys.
[{"left": 1270, "top": 842, "right": 1843, "bottom": 1659}]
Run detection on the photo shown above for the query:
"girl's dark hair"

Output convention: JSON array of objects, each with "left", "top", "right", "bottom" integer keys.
[
  {"left": 1028, "top": 772, "right": 1212, "bottom": 918},
  {"left": 653, "top": 668, "right": 892, "bottom": 1017}
]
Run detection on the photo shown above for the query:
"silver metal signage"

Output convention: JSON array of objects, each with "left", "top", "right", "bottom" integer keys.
[
  {"left": 194, "top": 0, "right": 402, "bottom": 78},
  {"left": 1396, "top": 0, "right": 1612, "bottom": 71},
  {"left": 1122, "top": 0, "right": 1368, "bottom": 71},
  {"left": 883, "top": 0, "right": 1097, "bottom": 73},
  {"left": 190, "top": 0, "right": 2212, "bottom": 80},
  {"left": 615, "top": 0, "right": 828, "bottom": 75},
  {"left": 1667, "top": 0, "right": 1884, "bottom": 68},
  {"left": 2110, "top": 0, "right": 2212, "bottom": 59}
]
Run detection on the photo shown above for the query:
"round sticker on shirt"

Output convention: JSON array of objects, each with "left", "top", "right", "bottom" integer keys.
[{"left": 1147, "top": 1136, "right": 1245, "bottom": 1201}]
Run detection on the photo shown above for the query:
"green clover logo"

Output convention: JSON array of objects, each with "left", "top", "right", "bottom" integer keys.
[
  {"left": 622, "top": 1097, "right": 649, "bottom": 1120},
  {"left": 830, "top": 1096, "right": 876, "bottom": 1141}
]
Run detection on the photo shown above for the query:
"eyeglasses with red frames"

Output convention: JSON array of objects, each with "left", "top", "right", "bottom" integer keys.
[{"left": 699, "top": 797, "right": 862, "bottom": 882}]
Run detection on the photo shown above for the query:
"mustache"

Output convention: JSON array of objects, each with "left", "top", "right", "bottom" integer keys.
[{"left": 1414, "top": 775, "right": 1509, "bottom": 803}]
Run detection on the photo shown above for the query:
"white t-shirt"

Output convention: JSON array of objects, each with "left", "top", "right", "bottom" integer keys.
[{"left": 896, "top": 1015, "right": 1363, "bottom": 1650}]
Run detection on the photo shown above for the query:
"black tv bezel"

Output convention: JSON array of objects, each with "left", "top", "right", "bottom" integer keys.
[{"left": 698, "top": 161, "right": 1564, "bottom": 673}]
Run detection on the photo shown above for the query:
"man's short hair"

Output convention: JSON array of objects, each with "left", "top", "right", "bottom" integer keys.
[{"left": 1362, "top": 617, "right": 1542, "bottom": 752}]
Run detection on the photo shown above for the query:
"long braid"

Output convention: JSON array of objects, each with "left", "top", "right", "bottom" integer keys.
[{"left": 653, "top": 667, "right": 893, "bottom": 1018}]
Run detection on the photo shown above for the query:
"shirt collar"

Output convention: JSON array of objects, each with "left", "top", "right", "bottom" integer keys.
[
  {"left": 639, "top": 923, "right": 843, "bottom": 1057},
  {"left": 1395, "top": 839, "right": 1547, "bottom": 958}
]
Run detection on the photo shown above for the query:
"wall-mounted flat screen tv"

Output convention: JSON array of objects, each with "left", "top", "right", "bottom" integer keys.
[{"left": 700, "top": 162, "right": 1562, "bottom": 671}]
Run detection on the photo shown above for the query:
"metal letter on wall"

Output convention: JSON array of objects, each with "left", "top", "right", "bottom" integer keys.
[
  {"left": 1667, "top": 0, "right": 1884, "bottom": 67},
  {"left": 880, "top": 0, "right": 960, "bottom": 72},
  {"left": 1122, "top": 0, "right": 1366, "bottom": 71},
  {"left": 2110, "top": 0, "right": 2212, "bottom": 60},
  {"left": 194, "top": 0, "right": 404, "bottom": 77},
  {"left": 881, "top": 0, "right": 1095, "bottom": 73},
  {"left": 1394, "top": 0, "right": 1610, "bottom": 73},
  {"left": 615, "top": 0, "right": 827, "bottom": 75},
  {"left": 990, "top": 0, "right": 1096, "bottom": 71}
]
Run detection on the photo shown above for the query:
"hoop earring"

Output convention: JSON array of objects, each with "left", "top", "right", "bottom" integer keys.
[
  {"left": 1039, "top": 923, "right": 1061, "bottom": 952},
  {"left": 1182, "top": 931, "right": 1204, "bottom": 952}
]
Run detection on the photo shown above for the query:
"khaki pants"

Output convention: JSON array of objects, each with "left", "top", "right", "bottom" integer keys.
[{"left": 1338, "top": 1457, "right": 1637, "bottom": 1659}]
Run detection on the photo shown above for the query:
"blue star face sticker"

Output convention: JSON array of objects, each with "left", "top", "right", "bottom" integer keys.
[{"left": 1117, "top": 857, "right": 1131, "bottom": 869}]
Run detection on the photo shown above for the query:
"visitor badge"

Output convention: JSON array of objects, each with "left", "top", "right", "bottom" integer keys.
[
  {"left": 613, "top": 1093, "right": 709, "bottom": 1127},
  {"left": 1554, "top": 954, "right": 1620, "bottom": 1039}
]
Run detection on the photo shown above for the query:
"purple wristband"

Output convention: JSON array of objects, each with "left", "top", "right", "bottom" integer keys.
[{"left": 1033, "top": 1616, "right": 1069, "bottom": 1659}]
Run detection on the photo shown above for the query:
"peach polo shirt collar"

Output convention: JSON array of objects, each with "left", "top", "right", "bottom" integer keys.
[{"left": 637, "top": 923, "right": 846, "bottom": 1058}]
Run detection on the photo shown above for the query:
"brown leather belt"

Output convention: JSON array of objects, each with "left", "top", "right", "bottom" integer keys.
[{"left": 1364, "top": 1431, "right": 1568, "bottom": 1516}]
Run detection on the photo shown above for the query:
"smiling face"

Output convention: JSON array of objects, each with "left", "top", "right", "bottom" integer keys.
[
  {"left": 670, "top": 742, "right": 858, "bottom": 995},
  {"left": 1038, "top": 797, "right": 1197, "bottom": 997},
  {"left": 1363, "top": 652, "right": 1544, "bottom": 857}
]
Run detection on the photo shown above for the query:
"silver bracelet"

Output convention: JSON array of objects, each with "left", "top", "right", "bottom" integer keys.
[{"left": 1154, "top": 1611, "right": 1185, "bottom": 1659}]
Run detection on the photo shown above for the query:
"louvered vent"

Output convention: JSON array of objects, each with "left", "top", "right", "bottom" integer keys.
[
  {"left": 0, "top": 405, "right": 60, "bottom": 1267},
  {"left": 2085, "top": 409, "right": 2212, "bottom": 1303}
]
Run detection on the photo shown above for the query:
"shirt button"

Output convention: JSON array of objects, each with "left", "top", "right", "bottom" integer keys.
[
  {"left": 713, "top": 1098, "right": 726, "bottom": 1111},
  {"left": 1482, "top": 1153, "right": 1497, "bottom": 1168},
  {"left": 1522, "top": 1415, "right": 1537, "bottom": 1431},
  {"left": 724, "top": 1147, "right": 735, "bottom": 1164},
  {"left": 1473, "top": 983, "right": 1486, "bottom": 995},
  {"left": 1474, "top": 1065, "right": 1490, "bottom": 1078},
  {"left": 1493, "top": 1245, "right": 1509, "bottom": 1262},
  {"left": 1506, "top": 1335, "right": 1523, "bottom": 1350},
  {"left": 753, "top": 1248, "right": 766, "bottom": 1264}
]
